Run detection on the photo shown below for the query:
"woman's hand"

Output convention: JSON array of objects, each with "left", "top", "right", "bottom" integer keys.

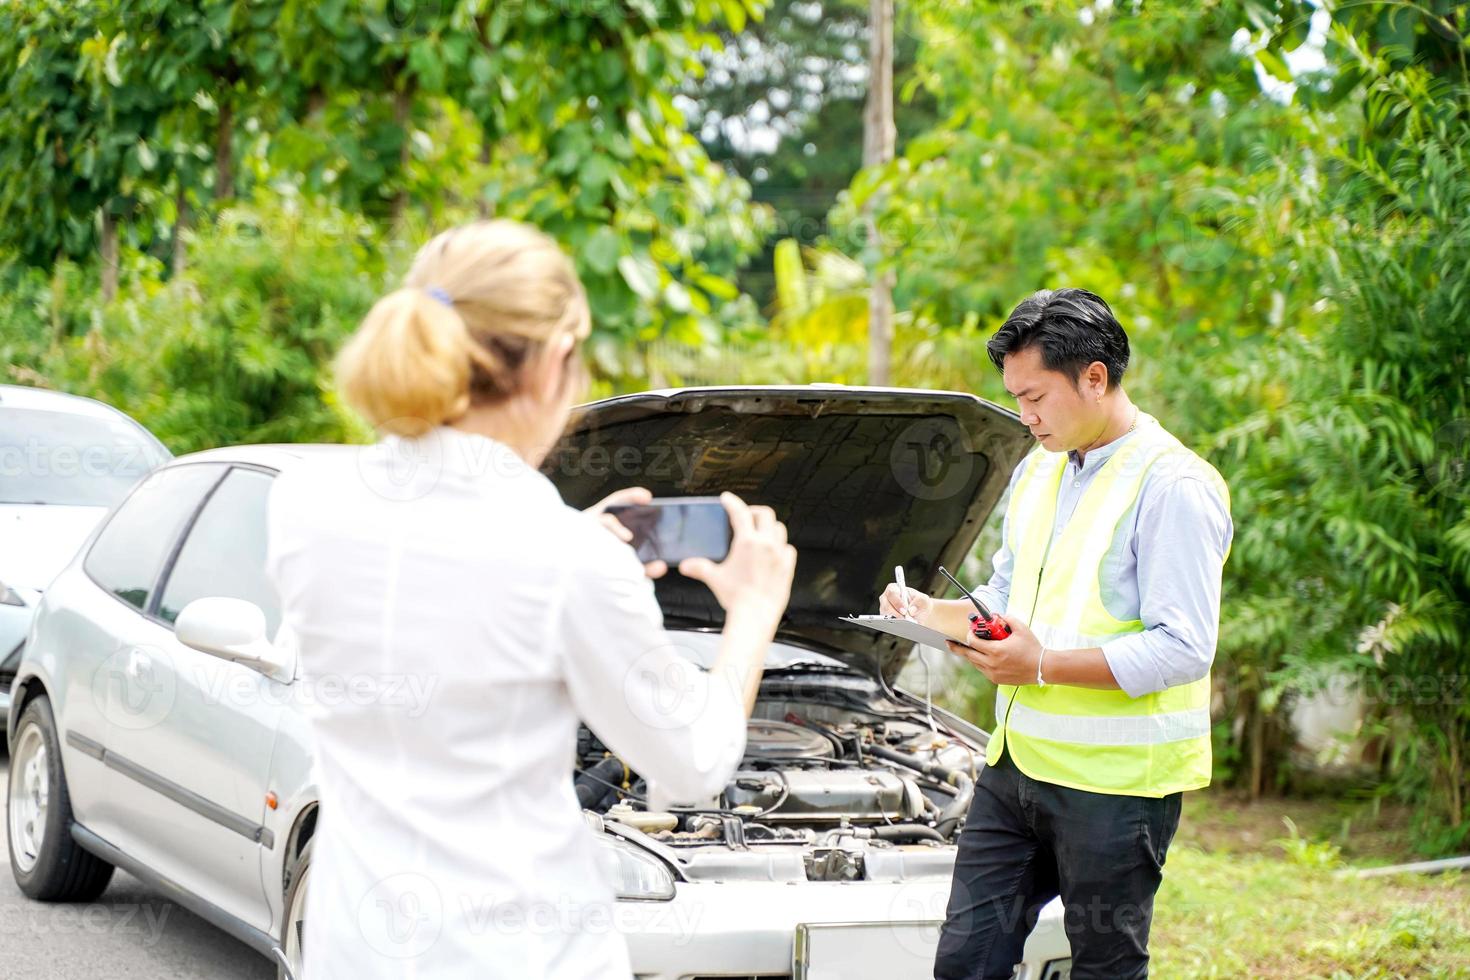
[
  {"left": 677, "top": 492, "right": 797, "bottom": 624},
  {"left": 585, "top": 486, "right": 667, "bottom": 580}
]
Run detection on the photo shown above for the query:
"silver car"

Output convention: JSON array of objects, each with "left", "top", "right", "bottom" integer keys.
[
  {"left": 1, "top": 384, "right": 170, "bottom": 724},
  {"left": 6, "top": 386, "right": 1072, "bottom": 979}
]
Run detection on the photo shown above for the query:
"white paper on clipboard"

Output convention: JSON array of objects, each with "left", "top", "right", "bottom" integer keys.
[{"left": 839, "top": 615, "right": 960, "bottom": 651}]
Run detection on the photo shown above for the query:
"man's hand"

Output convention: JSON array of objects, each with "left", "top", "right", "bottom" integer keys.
[
  {"left": 879, "top": 583, "right": 933, "bottom": 624},
  {"left": 585, "top": 486, "right": 667, "bottom": 580},
  {"left": 946, "top": 614, "right": 1044, "bottom": 686}
]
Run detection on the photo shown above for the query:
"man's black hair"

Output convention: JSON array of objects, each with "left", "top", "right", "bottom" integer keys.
[{"left": 986, "top": 288, "right": 1130, "bottom": 390}]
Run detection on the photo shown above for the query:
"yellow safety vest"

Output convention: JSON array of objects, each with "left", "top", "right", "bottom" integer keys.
[{"left": 987, "top": 417, "right": 1229, "bottom": 797}]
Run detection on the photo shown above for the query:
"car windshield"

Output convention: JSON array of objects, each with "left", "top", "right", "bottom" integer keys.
[{"left": 1, "top": 407, "right": 168, "bottom": 506}]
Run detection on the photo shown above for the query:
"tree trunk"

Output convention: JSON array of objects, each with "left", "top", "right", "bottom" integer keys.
[
  {"left": 99, "top": 209, "right": 118, "bottom": 304},
  {"left": 171, "top": 183, "right": 188, "bottom": 278},
  {"left": 1248, "top": 691, "right": 1265, "bottom": 800},
  {"left": 1447, "top": 713, "right": 1464, "bottom": 828},
  {"left": 216, "top": 100, "right": 234, "bottom": 202},
  {"left": 863, "top": 0, "right": 896, "bottom": 385},
  {"left": 51, "top": 249, "right": 66, "bottom": 342},
  {"left": 478, "top": 141, "right": 494, "bottom": 219},
  {"left": 392, "top": 85, "right": 415, "bottom": 226}
]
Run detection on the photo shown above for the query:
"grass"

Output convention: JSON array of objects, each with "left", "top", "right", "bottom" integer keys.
[{"left": 1150, "top": 793, "right": 1470, "bottom": 978}]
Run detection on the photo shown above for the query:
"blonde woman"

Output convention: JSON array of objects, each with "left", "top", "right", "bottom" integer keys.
[{"left": 265, "top": 220, "right": 796, "bottom": 978}]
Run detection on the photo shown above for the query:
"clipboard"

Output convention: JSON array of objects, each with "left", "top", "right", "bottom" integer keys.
[{"left": 839, "top": 615, "right": 961, "bottom": 651}]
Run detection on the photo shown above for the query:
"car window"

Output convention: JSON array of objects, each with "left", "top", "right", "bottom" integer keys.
[
  {"left": 157, "top": 467, "right": 280, "bottom": 638},
  {"left": 83, "top": 464, "right": 225, "bottom": 611},
  {"left": 1, "top": 406, "right": 169, "bottom": 507}
]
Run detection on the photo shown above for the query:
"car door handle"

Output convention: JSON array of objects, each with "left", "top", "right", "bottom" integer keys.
[{"left": 126, "top": 649, "right": 151, "bottom": 680}]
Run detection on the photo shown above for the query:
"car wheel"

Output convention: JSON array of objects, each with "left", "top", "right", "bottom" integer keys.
[
  {"left": 279, "top": 837, "right": 312, "bottom": 980},
  {"left": 7, "top": 695, "right": 115, "bottom": 900}
]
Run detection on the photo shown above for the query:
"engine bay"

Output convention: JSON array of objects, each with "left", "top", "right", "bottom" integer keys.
[{"left": 574, "top": 677, "right": 982, "bottom": 883}]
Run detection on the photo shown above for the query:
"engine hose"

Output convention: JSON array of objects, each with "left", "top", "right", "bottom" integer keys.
[
  {"left": 575, "top": 756, "right": 629, "bottom": 809},
  {"left": 872, "top": 824, "right": 947, "bottom": 843},
  {"left": 933, "top": 772, "right": 974, "bottom": 840},
  {"left": 864, "top": 743, "right": 959, "bottom": 784},
  {"left": 863, "top": 743, "right": 975, "bottom": 839}
]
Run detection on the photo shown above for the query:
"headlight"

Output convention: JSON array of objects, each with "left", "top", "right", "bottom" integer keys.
[
  {"left": 597, "top": 835, "right": 676, "bottom": 901},
  {"left": 0, "top": 582, "right": 25, "bottom": 607}
]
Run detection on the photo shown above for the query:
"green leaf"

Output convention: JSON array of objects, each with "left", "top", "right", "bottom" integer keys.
[
  {"left": 579, "top": 153, "right": 614, "bottom": 193},
  {"left": 583, "top": 226, "right": 621, "bottom": 276},
  {"left": 595, "top": 49, "right": 624, "bottom": 88},
  {"left": 773, "top": 239, "right": 808, "bottom": 313},
  {"left": 617, "top": 253, "right": 659, "bottom": 299},
  {"left": 718, "top": 0, "right": 747, "bottom": 33},
  {"left": 663, "top": 280, "right": 692, "bottom": 313},
  {"left": 1256, "top": 46, "right": 1293, "bottom": 83},
  {"left": 695, "top": 271, "right": 738, "bottom": 301}
]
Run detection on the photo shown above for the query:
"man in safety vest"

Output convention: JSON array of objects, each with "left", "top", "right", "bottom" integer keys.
[{"left": 881, "top": 288, "right": 1232, "bottom": 980}]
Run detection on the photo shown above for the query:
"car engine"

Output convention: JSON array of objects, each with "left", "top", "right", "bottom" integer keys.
[{"left": 574, "top": 692, "right": 981, "bottom": 882}]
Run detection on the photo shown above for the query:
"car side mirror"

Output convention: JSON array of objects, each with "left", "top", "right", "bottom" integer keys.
[{"left": 176, "top": 597, "right": 292, "bottom": 683}]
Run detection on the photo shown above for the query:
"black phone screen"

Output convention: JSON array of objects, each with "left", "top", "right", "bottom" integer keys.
[{"left": 604, "top": 496, "right": 732, "bottom": 565}]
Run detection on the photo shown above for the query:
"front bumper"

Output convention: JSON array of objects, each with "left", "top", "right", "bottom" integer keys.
[{"left": 620, "top": 879, "right": 1069, "bottom": 980}]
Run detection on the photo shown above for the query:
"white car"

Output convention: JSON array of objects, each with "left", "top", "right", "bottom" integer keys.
[
  {"left": 0, "top": 385, "right": 170, "bottom": 723},
  {"left": 6, "top": 386, "right": 1072, "bottom": 979}
]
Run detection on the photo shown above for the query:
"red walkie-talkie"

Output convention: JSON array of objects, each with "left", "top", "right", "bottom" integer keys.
[{"left": 936, "top": 565, "right": 1013, "bottom": 641}]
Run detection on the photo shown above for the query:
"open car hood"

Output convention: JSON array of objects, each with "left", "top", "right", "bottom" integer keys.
[{"left": 544, "top": 386, "right": 1031, "bottom": 683}]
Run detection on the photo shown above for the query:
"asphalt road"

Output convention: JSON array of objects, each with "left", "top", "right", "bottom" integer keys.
[{"left": 0, "top": 742, "right": 273, "bottom": 980}]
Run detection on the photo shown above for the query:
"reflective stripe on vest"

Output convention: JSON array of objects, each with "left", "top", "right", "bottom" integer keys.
[
  {"left": 987, "top": 416, "right": 1229, "bottom": 797},
  {"left": 999, "top": 694, "right": 1213, "bottom": 746}
]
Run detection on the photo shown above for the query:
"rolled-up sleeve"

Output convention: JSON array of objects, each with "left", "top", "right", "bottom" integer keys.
[
  {"left": 555, "top": 516, "right": 746, "bottom": 805},
  {"left": 1101, "top": 474, "right": 1233, "bottom": 699}
]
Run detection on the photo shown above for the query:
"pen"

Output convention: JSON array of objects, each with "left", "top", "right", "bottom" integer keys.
[{"left": 894, "top": 565, "right": 912, "bottom": 620}]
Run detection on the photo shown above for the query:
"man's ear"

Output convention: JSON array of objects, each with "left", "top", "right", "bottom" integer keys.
[{"left": 1083, "top": 361, "right": 1110, "bottom": 401}]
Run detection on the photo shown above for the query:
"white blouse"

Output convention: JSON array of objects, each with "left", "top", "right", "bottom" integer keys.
[{"left": 266, "top": 427, "right": 747, "bottom": 979}]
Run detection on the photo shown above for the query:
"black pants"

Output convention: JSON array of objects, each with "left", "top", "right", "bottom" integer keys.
[{"left": 933, "top": 749, "right": 1181, "bottom": 980}]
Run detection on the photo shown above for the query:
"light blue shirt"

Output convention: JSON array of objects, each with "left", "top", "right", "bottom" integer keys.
[{"left": 973, "top": 413, "right": 1233, "bottom": 699}]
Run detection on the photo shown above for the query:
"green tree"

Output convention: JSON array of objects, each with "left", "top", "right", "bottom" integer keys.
[
  {"left": 822, "top": 0, "right": 1329, "bottom": 792},
  {"left": 0, "top": 2, "right": 147, "bottom": 297},
  {"left": 1221, "top": 12, "right": 1470, "bottom": 844}
]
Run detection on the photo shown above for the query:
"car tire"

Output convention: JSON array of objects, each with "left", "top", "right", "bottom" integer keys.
[
  {"left": 6, "top": 695, "right": 115, "bottom": 901},
  {"left": 279, "top": 837, "right": 313, "bottom": 980}
]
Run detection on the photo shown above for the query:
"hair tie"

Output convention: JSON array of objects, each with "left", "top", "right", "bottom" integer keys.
[{"left": 424, "top": 285, "right": 454, "bottom": 307}]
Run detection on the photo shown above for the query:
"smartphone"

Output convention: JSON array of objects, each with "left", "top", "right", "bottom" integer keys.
[{"left": 604, "top": 496, "right": 732, "bottom": 565}]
